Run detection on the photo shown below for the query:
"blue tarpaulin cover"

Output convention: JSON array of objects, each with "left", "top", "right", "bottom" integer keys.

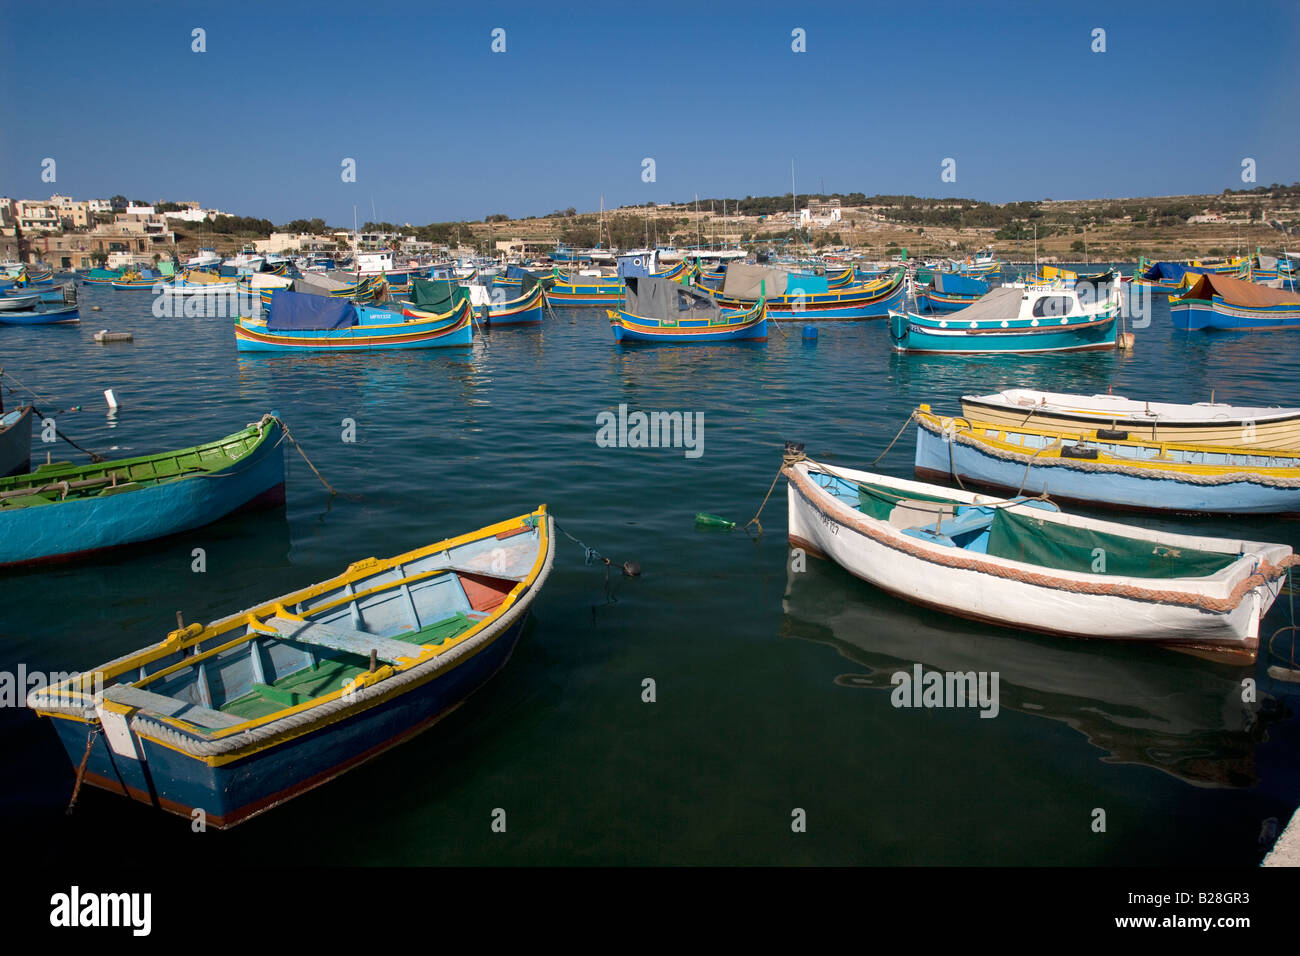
[
  {"left": 1141, "top": 261, "right": 1216, "bottom": 282},
  {"left": 932, "top": 271, "right": 989, "bottom": 295},
  {"left": 267, "top": 290, "right": 358, "bottom": 331},
  {"left": 506, "top": 265, "right": 543, "bottom": 280},
  {"left": 784, "top": 273, "right": 830, "bottom": 295}
]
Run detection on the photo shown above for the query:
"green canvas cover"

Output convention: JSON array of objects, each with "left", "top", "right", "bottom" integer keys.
[
  {"left": 857, "top": 481, "right": 960, "bottom": 521},
  {"left": 985, "top": 507, "right": 1236, "bottom": 579},
  {"left": 409, "top": 277, "right": 471, "bottom": 314}
]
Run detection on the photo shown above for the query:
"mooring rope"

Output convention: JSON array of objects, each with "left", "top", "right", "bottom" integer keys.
[
  {"left": 744, "top": 442, "right": 808, "bottom": 535},
  {"left": 870, "top": 411, "right": 916, "bottom": 467},
  {"left": 65, "top": 720, "right": 101, "bottom": 816},
  {"left": 274, "top": 417, "right": 336, "bottom": 496},
  {"left": 28, "top": 405, "right": 106, "bottom": 463},
  {"left": 553, "top": 519, "right": 640, "bottom": 578}
]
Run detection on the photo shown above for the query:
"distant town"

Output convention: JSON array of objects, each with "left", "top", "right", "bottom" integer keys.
[{"left": 3, "top": 182, "right": 1298, "bottom": 271}]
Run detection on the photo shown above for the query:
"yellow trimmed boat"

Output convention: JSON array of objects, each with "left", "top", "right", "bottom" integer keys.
[
  {"left": 914, "top": 406, "right": 1300, "bottom": 515},
  {"left": 29, "top": 506, "right": 554, "bottom": 828}
]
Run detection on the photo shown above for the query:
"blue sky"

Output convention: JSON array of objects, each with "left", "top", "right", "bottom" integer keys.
[{"left": 2, "top": 0, "right": 1297, "bottom": 226}]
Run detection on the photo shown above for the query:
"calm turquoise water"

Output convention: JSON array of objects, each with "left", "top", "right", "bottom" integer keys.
[{"left": 2, "top": 272, "right": 1299, "bottom": 865}]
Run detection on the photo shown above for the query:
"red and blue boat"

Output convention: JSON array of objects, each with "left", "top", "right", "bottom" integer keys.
[{"left": 28, "top": 506, "right": 554, "bottom": 828}]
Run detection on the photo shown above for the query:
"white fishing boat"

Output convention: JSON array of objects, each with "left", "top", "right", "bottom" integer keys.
[
  {"left": 961, "top": 388, "right": 1300, "bottom": 449},
  {"left": 783, "top": 447, "right": 1294, "bottom": 660},
  {"left": 185, "top": 248, "right": 222, "bottom": 270}
]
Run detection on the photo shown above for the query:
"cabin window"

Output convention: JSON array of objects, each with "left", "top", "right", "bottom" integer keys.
[{"left": 1031, "top": 296, "right": 1072, "bottom": 318}]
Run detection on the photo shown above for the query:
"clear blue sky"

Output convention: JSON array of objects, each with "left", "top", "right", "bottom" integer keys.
[{"left": 2, "top": 0, "right": 1297, "bottom": 226}]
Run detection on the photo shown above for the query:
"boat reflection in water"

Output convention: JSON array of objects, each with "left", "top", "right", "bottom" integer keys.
[{"left": 781, "top": 560, "right": 1282, "bottom": 789}]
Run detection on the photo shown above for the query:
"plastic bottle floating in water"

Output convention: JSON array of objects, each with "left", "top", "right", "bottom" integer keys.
[{"left": 695, "top": 512, "right": 735, "bottom": 530}]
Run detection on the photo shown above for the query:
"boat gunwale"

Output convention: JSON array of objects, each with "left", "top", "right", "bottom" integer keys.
[
  {"left": 788, "top": 459, "right": 1282, "bottom": 592},
  {"left": 28, "top": 508, "right": 552, "bottom": 750},
  {"left": 0, "top": 414, "right": 280, "bottom": 497}
]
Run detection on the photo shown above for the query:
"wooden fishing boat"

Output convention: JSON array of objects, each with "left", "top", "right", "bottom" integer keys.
[
  {"left": 478, "top": 281, "right": 545, "bottom": 326},
  {"left": 28, "top": 506, "right": 554, "bottom": 828},
  {"left": 3, "top": 281, "right": 76, "bottom": 304},
  {"left": 156, "top": 270, "right": 242, "bottom": 296},
  {"left": 408, "top": 276, "right": 545, "bottom": 326},
  {"left": 110, "top": 269, "right": 167, "bottom": 290},
  {"left": 608, "top": 276, "right": 766, "bottom": 343},
  {"left": 0, "top": 415, "right": 285, "bottom": 567},
  {"left": 889, "top": 280, "right": 1120, "bottom": 353},
  {"left": 960, "top": 388, "right": 1300, "bottom": 449},
  {"left": 0, "top": 302, "right": 80, "bottom": 325},
  {"left": 913, "top": 406, "right": 1300, "bottom": 515},
  {"left": 1170, "top": 272, "right": 1300, "bottom": 331},
  {"left": 11, "top": 266, "right": 54, "bottom": 285},
  {"left": 914, "top": 271, "right": 989, "bottom": 312},
  {"left": 0, "top": 405, "right": 33, "bottom": 478},
  {"left": 1132, "top": 256, "right": 1247, "bottom": 295},
  {"left": 708, "top": 266, "right": 905, "bottom": 320},
  {"left": 0, "top": 292, "right": 40, "bottom": 311},
  {"left": 784, "top": 450, "right": 1293, "bottom": 658},
  {"left": 80, "top": 267, "right": 125, "bottom": 285},
  {"left": 547, "top": 260, "right": 693, "bottom": 307},
  {"left": 236, "top": 290, "right": 472, "bottom": 351},
  {"left": 1029, "top": 265, "right": 1116, "bottom": 286}
]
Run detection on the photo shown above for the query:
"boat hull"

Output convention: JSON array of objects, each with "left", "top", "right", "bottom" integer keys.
[
  {"left": 890, "top": 310, "right": 1116, "bottom": 353},
  {"left": 913, "top": 419, "right": 1300, "bottom": 515},
  {"left": 235, "top": 305, "right": 472, "bottom": 351},
  {"left": 0, "top": 305, "right": 79, "bottom": 325},
  {"left": 45, "top": 608, "right": 529, "bottom": 828},
  {"left": 0, "top": 406, "right": 32, "bottom": 477},
  {"left": 959, "top": 398, "right": 1300, "bottom": 449},
  {"left": 0, "top": 420, "right": 285, "bottom": 567},
  {"left": 785, "top": 463, "right": 1280, "bottom": 656},
  {"left": 1171, "top": 296, "right": 1300, "bottom": 332},
  {"left": 480, "top": 285, "right": 545, "bottom": 326}
]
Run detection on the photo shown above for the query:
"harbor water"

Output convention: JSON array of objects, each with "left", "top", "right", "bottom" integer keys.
[{"left": 2, "top": 274, "right": 1298, "bottom": 864}]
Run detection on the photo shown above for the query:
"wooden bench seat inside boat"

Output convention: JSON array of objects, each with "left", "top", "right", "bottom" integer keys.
[
  {"left": 261, "top": 616, "right": 429, "bottom": 664},
  {"left": 104, "top": 684, "right": 248, "bottom": 729}
]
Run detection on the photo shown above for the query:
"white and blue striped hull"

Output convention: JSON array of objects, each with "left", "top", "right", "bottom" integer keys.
[{"left": 913, "top": 424, "right": 1300, "bottom": 515}]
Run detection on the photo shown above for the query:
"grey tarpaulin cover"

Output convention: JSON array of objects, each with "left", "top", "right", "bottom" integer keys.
[
  {"left": 720, "top": 263, "right": 789, "bottom": 300},
  {"left": 925, "top": 285, "right": 1024, "bottom": 321},
  {"left": 294, "top": 273, "right": 353, "bottom": 294},
  {"left": 624, "top": 276, "right": 726, "bottom": 321}
]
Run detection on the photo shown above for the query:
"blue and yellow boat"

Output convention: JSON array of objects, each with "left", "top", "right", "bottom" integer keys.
[
  {"left": 890, "top": 282, "right": 1120, "bottom": 353},
  {"left": 1171, "top": 272, "right": 1300, "bottom": 331},
  {"left": 914, "top": 406, "right": 1300, "bottom": 515},
  {"left": 609, "top": 276, "right": 766, "bottom": 343},
  {"left": 29, "top": 506, "right": 554, "bottom": 829},
  {"left": 548, "top": 259, "right": 693, "bottom": 307},
  {"left": 236, "top": 290, "right": 472, "bottom": 351},
  {"left": 1132, "top": 256, "right": 1248, "bottom": 295},
  {"left": 708, "top": 266, "right": 904, "bottom": 320},
  {"left": 915, "top": 271, "right": 990, "bottom": 312},
  {"left": 0, "top": 415, "right": 285, "bottom": 567}
]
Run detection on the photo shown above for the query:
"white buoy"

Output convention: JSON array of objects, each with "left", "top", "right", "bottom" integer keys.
[{"left": 104, "top": 388, "right": 119, "bottom": 410}]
